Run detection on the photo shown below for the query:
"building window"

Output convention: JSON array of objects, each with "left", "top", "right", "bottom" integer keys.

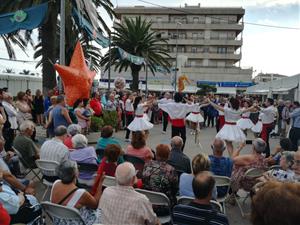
[
  {"left": 192, "top": 33, "right": 198, "bottom": 40},
  {"left": 156, "top": 17, "right": 162, "bottom": 23},
  {"left": 203, "top": 59, "right": 209, "bottom": 66},
  {"left": 193, "top": 17, "right": 199, "bottom": 23},
  {"left": 203, "top": 47, "right": 209, "bottom": 53},
  {"left": 190, "top": 60, "right": 196, "bottom": 66},
  {"left": 173, "top": 47, "right": 177, "bottom": 52},
  {"left": 191, "top": 47, "right": 197, "bottom": 53},
  {"left": 217, "top": 47, "right": 227, "bottom": 54}
]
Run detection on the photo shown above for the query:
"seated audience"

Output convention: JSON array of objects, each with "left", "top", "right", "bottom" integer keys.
[
  {"left": 51, "top": 160, "right": 103, "bottom": 225},
  {"left": 260, "top": 151, "right": 295, "bottom": 182},
  {"left": 13, "top": 120, "right": 39, "bottom": 168},
  {"left": 180, "top": 153, "right": 217, "bottom": 199},
  {"left": 265, "top": 138, "right": 293, "bottom": 166},
  {"left": 96, "top": 125, "right": 122, "bottom": 162},
  {"left": 40, "top": 126, "right": 69, "bottom": 163},
  {"left": 69, "top": 134, "right": 98, "bottom": 186},
  {"left": 173, "top": 171, "right": 229, "bottom": 225},
  {"left": 251, "top": 181, "right": 300, "bottom": 225},
  {"left": 0, "top": 168, "right": 41, "bottom": 224},
  {"left": 142, "top": 144, "right": 178, "bottom": 207},
  {"left": 126, "top": 131, "right": 154, "bottom": 162},
  {"left": 64, "top": 124, "right": 81, "bottom": 149},
  {"left": 209, "top": 138, "right": 233, "bottom": 197},
  {"left": 168, "top": 136, "right": 191, "bottom": 174},
  {"left": 98, "top": 162, "right": 159, "bottom": 225},
  {"left": 231, "top": 139, "right": 267, "bottom": 195},
  {"left": 292, "top": 149, "right": 300, "bottom": 181}
]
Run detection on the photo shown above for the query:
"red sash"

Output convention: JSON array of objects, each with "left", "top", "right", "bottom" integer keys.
[
  {"left": 171, "top": 118, "right": 185, "bottom": 127},
  {"left": 261, "top": 123, "right": 273, "bottom": 141},
  {"left": 135, "top": 115, "right": 143, "bottom": 118},
  {"left": 225, "top": 121, "right": 236, "bottom": 125},
  {"left": 219, "top": 115, "right": 225, "bottom": 129},
  {"left": 241, "top": 116, "right": 249, "bottom": 119},
  {"left": 192, "top": 112, "right": 200, "bottom": 115},
  {"left": 125, "top": 111, "right": 134, "bottom": 116}
]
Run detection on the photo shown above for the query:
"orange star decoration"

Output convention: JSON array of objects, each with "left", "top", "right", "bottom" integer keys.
[{"left": 54, "top": 41, "right": 96, "bottom": 106}]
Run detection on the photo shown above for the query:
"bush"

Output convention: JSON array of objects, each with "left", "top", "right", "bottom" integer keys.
[
  {"left": 90, "top": 116, "right": 104, "bottom": 132},
  {"left": 102, "top": 110, "right": 118, "bottom": 128}
]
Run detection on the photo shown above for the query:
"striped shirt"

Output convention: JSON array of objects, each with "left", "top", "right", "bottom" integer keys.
[
  {"left": 173, "top": 202, "right": 229, "bottom": 225},
  {"left": 40, "top": 138, "right": 69, "bottom": 164}
]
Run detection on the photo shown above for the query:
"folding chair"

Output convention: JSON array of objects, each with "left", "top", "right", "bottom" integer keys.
[
  {"left": 269, "top": 165, "right": 281, "bottom": 170},
  {"left": 177, "top": 196, "right": 223, "bottom": 213},
  {"left": 135, "top": 189, "right": 171, "bottom": 224},
  {"left": 123, "top": 154, "right": 145, "bottom": 178},
  {"left": 234, "top": 168, "right": 265, "bottom": 217},
  {"left": 12, "top": 147, "right": 42, "bottom": 182},
  {"left": 213, "top": 175, "right": 231, "bottom": 214},
  {"left": 103, "top": 175, "right": 116, "bottom": 187},
  {"left": 76, "top": 162, "right": 98, "bottom": 188},
  {"left": 41, "top": 201, "right": 86, "bottom": 225},
  {"left": 35, "top": 160, "right": 59, "bottom": 200}
]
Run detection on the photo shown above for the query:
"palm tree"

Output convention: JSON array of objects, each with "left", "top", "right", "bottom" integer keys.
[
  {"left": 101, "top": 16, "right": 171, "bottom": 91},
  {"left": 0, "top": 0, "right": 114, "bottom": 93}
]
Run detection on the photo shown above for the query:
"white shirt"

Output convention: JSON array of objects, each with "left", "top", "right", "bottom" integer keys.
[
  {"left": 2, "top": 101, "right": 18, "bottom": 129},
  {"left": 224, "top": 106, "right": 242, "bottom": 122},
  {"left": 260, "top": 106, "right": 276, "bottom": 124},
  {"left": 157, "top": 98, "right": 173, "bottom": 104},
  {"left": 158, "top": 102, "right": 197, "bottom": 119},
  {"left": 125, "top": 99, "right": 134, "bottom": 112}
]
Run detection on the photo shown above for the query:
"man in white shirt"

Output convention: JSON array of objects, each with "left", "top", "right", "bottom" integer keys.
[
  {"left": 124, "top": 93, "right": 135, "bottom": 141},
  {"left": 157, "top": 92, "right": 173, "bottom": 134},
  {"left": 158, "top": 93, "right": 196, "bottom": 150},
  {"left": 259, "top": 98, "right": 276, "bottom": 157}
]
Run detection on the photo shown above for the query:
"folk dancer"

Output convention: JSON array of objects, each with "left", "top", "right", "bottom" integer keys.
[
  {"left": 124, "top": 93, "right": 135, "bottom": 141},
  {"left": 157, "top": 92, "right": 173, "bottom": 134}
]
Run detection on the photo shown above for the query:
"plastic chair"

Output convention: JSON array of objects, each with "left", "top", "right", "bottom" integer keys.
[
  {"left": 213, "top": 175, "right": 231, "bottom": 214},
  {"left": 35, "top": 160, "right": 59, "bottom": 200},
  {"left": 12, "top": 147, "right": 42, "bottom": 182},
  {"left": 76, "top": 162, "right": 98, "bottom": 188},
  {"left": 135, "top": 189, "right": 171, "bottom": 224},
  {"left": 177, "top": 196, "right": 223, "bottom": 213},
  {"left": 123, "top": 154, "right": 145, "bottom": 178},
  {"left": 41, "top": 201, "right": 86, "bottom": 225},
  {"left": 103, "top": 175, "right": 116, "bottom": 187},
  {"left": 234, "top": 168, "right": 265, "bottom": 217}
]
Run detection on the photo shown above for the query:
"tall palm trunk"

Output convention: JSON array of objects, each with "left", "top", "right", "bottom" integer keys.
[
  {"left": 130, "top": 64, "right": 142, "bottom": 91},
  {"left": 41, "top": 2, "right": 58, "bottom": 95}
]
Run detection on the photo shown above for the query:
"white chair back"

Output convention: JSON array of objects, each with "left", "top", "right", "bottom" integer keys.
[
  {"left": 244, "top": 168, "right": 265, "bottom": 178},
  {"left": 41, "top": 201, "right": 86, "bottom": 224},
  {"left": 36, "top": 160, "right": 59, "bottom": 177},
  {"left": 103, "top": 176, "right": 116, "bottom": 187},
  {"left": 177, "top": 196, "right": 223, "bottom": 213}
]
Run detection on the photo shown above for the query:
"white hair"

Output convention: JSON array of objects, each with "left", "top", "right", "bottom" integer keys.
[
  {"left": 115, "top": 162, "right": 136, "bottom": 186},
  {"left": 19, "top": 120, "right": 35, "bottom": 132},
  {"left": 72, "top": 134, "right": 88, "bottom": 149},
  {"left": 253, "top": 138, "right": 266, "bottom": 153}
]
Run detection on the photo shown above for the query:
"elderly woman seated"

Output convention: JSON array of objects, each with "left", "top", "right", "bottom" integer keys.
[
  {"left": 142, "top": 144, "right": 178, "bottom": 207},
  {"left": 69, "top": 134, "right": 98, "bottom": 186},
  {"left": 259, "top": 151, "right": 295, "bottom": 182},
  {"left": 64, "top": 124, "right": 82, "bottom": 149},
  {"left": 51, "top": 160, "right": 104, "bottom": 225},
  {"left": 0, "top": 168, "right": 41, "bottom": 224},
  {"left": 265, "top": 138, "right": 293, "bottom": 166},
  {"left": 230, "top": 138, "right": 268, "bottom": 197}
]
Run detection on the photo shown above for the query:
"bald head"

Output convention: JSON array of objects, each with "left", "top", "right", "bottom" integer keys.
[
  {"left": 192, "top": 171, "right": 215, "bottom": 200},
  {"left": 212, "top": 138, "right": 225, "bottom": 153},
  {"left": 115, "top": 162, "right": 136, "bottom": 186},
  {"left": 171, "top": 136, "right": 183, "bottom": 149}
]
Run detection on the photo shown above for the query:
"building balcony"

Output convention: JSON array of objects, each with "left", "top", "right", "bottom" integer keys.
[
  {"left": 168, "top": 52, "right": 241, "bottom": 61},
  {"left": 166, "top": 38, "right": 242, "bottom": 46},
  {"left": 151, "top": 22, "right": 244, "bottom": 32}
]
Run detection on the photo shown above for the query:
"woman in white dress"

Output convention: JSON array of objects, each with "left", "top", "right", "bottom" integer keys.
[
  {"left": 185, "top": 97, "right": 206, "bottom": 135},
  {"left": 237, "top": 101, "right": 254, "bottom": 135},
  {"left": 209, "top": 97, "right": 254, "bottom": 156},
  {"left": 127, "top": 96, "right": 154, "bottom": 132}
]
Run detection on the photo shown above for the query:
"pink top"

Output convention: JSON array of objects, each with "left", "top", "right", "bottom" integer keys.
[{"left": 126, "top": 145, "right": 154, "bottom": 162}]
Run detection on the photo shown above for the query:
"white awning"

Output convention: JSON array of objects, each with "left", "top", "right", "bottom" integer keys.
[
  {"left": 216, "top": 87, "right": 236, "bottom": 95},
  {"left": 246, "top": 89, "right": 269, "bottom": 94}
]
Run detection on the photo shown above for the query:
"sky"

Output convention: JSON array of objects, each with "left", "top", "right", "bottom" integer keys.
[{"left": 0, "top": 0, "right": 299, "bottom": 78}]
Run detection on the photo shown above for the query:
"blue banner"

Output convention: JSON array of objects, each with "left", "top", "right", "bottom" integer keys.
[
  {"left": 117, "top": 47, "right": 145, "bottom": 65},
  {"left": 0, "top": 3, "right": 48, "bottom": 35},
  {"left": 72, "top": 8, "right": 110, "bottom": 48}
]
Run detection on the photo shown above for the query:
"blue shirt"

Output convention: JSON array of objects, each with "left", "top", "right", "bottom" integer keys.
[
  {"left": 289, "top": 107, "right": 300, "bottom": 128},
  {"left": 96, "top": 137, "right": 120, "bottom": 150},
  {"left": 179, "top": 173, "right": 217, "bottom": 199},
  {"left": 52, "top": 105, "right": 69, "bottom": 129},
  {"left": 44, "top": 96, "right": 51, "bottom": 112}
]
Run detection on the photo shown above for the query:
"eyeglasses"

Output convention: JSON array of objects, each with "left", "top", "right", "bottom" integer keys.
[{"left": 294, "top": 160, "right": 300, "bottom": 165}]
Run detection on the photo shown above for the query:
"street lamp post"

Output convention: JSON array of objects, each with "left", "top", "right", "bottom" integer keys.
[
  {"left": 58, "top": 0, "right": 65, "bottom": 94},
  {"left": 174, "top": 21, "right": 181, "bottom": 93},
  {"left": 108, "top": 32, "right": 112, "bottom": 90}
]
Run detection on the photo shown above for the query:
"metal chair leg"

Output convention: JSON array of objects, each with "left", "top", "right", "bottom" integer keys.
[{"left": 41, "top": 186, "right": 49, "bottom": 201}]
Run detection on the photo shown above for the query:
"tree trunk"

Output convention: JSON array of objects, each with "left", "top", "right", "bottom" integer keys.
[
  {"left": 41, "top": 2, "right": 58, "bottom": 96},
  {"left": 130, "top": 64, "right": 141, "bottom": 91}
]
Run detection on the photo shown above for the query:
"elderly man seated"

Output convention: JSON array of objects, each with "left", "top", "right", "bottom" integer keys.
[
  {"left": 98, "top": 162, "right": 160, "bottom": 225},
  {"left": 13, "top": 120, "right": 39, "bottom": 168},
  {"left": 292, "top": 149, "right": 300, "bottom": 181}
]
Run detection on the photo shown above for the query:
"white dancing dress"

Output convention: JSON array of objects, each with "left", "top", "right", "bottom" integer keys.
[
  {"left": 127, "top": 104, "right": 153, "bottom": 131},
  {"left": 185, "top": 104, "right": 204, "bottom": 123},
  {"left": 216, "top": 107, "right": 246, "bottom": 142},
  {"left": 237, "top": 110, "right": 254, "bottom": 130},
  {"left": 251, "top": 113, "right": 263, "bottom": 133}
]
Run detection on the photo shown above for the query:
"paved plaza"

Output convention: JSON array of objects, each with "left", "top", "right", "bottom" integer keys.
[{"left": 35, "top": 124, "right": 278, "bottom": 225}]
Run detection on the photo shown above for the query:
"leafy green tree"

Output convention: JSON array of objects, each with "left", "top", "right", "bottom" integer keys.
[{"left": 101, "top": 16, "right": 171, "bottom": 91}]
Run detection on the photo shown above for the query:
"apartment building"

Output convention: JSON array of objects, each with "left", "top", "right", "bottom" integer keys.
[{"left": 103, "top": 4, "right": 253, "bottom": 92}]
